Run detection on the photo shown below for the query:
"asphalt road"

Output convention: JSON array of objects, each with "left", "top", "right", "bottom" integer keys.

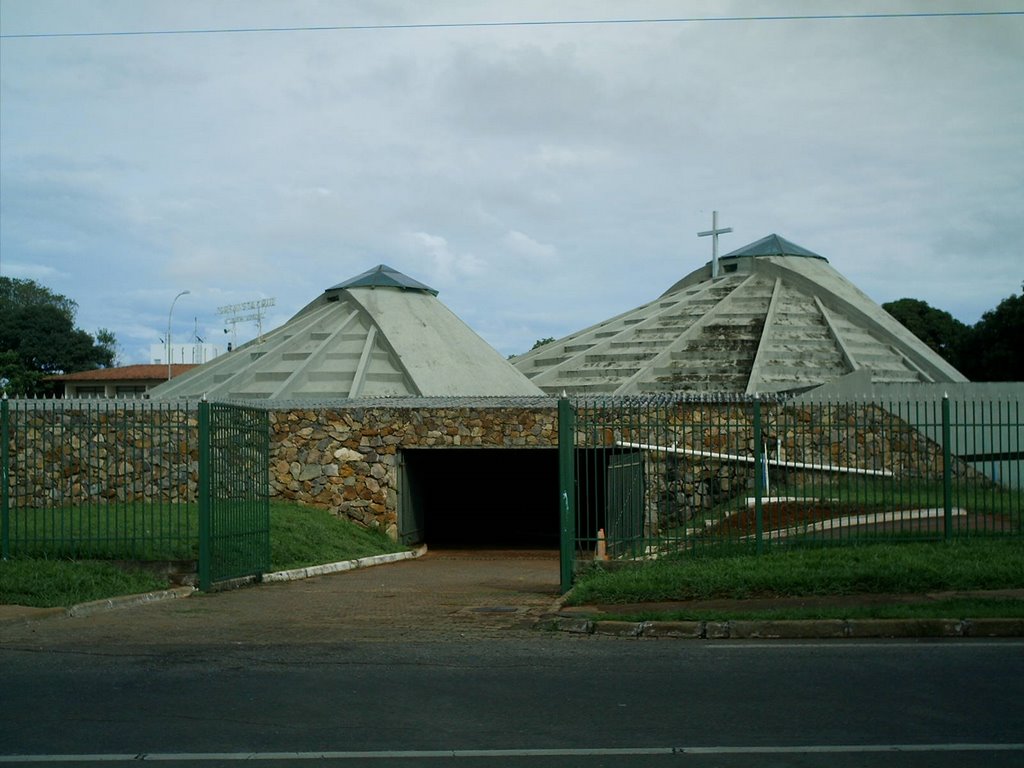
[{"left": 2, "top": 638, "right": 1022, "bottom": 767}]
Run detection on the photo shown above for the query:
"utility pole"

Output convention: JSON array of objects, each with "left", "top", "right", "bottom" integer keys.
[{"left": 167, "top": 290, "right": 190, "bottom": 380}]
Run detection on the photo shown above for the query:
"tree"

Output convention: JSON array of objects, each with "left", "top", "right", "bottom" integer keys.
[
  {"left": 0, "top": 277, "right": 117, "bottom": 395},
  {"left": 882, "top": 298, "right": 969, "bottom": 370},
  {"left": 957, "top": 284, "right": 1024, "bottom": 382},
  {"left": 0, "top": 276, "right": 77, "bottom": 320},
  {"left": 95, "top": 327, "right": 121, "bottom": 366},
  {"left": 508, "top": 337, "right": 557, "bottom": 359},
  {"left": 0, "top": 350, "right": 42, "bottom": 395}
]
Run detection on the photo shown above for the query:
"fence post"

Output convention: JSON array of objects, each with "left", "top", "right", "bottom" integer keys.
[
  {"left": 942, "top": 394, "right": 952, "bottom": 542},
  {"left": 198, "top": 399, "right": 212, "bottom": 590},
  {"left": 557, "top": 397, "right": 576, "bottom": 594},
  {"left": 1, "top": 396, "right": 9, "bottom": 560},
  {"left": 753, "top": 398, "right": 764, "bottom": 555}
]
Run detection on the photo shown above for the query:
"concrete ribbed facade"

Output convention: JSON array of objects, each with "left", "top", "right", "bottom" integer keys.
[{"left": 512, "top": 235, "right": 967, "bottom": 396}]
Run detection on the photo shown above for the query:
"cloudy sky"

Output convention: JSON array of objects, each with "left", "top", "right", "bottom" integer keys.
[{"left": 2, "top": 0, "right": 1022, "bottom": 365}]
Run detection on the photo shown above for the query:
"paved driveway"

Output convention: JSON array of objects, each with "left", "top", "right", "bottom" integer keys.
[{"left": 0, "top": 550, "right": 563, "bottom": 648}]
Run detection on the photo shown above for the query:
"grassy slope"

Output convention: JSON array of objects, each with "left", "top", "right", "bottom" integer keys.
[
  {"left": 269, "top": 501, "right": 407, "bottom": 571},
  {"left": 0, "top": 502, "right": 409, "bottom": 608},
  {"left": 0, "top": 560, "right": 171, "bottom": 609}
]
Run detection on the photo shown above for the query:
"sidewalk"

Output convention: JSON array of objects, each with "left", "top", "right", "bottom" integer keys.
[
  {"left": 0, "top": 549, "right": 565, "bottom": 646},
  {"left": 3, "top": 551, "right": 1022, "bottom": 643}
]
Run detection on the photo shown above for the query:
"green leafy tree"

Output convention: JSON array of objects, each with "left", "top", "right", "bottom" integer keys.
[
  {"left": 95, "top": 327, "right": 121, "bottom": 366},
  {"left": 957, "top": 284, "right": 1024, "bottom": 381},
  {"left": 0, "top": 276, "right": 77, "bottom": 320},
  {"left": 0, "top": 350, "right": 42, "bottom": 395},
  {"left": 0, "top": 277, "right": 116, "bottom": 395},
  {"left": 508, "top": 337, "right": 557, "bottom": 359},
  {"left": 882, "top": 298, "right": 969, "bottom": 370}
]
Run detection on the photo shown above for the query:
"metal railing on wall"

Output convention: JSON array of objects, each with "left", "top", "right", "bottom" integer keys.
[
  {"left": 557, "top": 394, "right": 1022, "bottom": 584},
  {"left": 1, "top": 396, "right": 198, "bottom": 561},
  {"left": 1, "top": 397, "right": 270, "bottom": 590}
]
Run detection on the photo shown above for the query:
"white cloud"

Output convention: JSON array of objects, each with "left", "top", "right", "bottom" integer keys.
[
  {"left": 1, "top": 1, "right": 1021, "bottom": 363},
  {"left": 503, "top": 230, "right": 558, "bottom": 265},
  {"left": 0, "top": 261, "right": 68, "bottom": 281},
  {"left": 408, "top": 232, "right": 486, "bottom": 285}
]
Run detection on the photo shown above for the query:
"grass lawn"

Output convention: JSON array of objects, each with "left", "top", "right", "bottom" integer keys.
[
  {"left": 0, "top": 559, "right": 172, "bottom": 609},
  {"left": 269, "top": 501, "right": 407, "bottom": 571},
  {"left": 0, "top": 501, "right": 410, "bottom": 608},
  {"left": 567, "top": 539, "right": 1024, "bottom": 621}
]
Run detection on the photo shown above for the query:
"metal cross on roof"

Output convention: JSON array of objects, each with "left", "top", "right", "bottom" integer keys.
[{"left": 698, "top": 210, "right": 733, "bottom": 279}]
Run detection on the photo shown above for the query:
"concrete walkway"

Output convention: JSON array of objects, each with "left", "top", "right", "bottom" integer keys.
[
  {"left": 0, "top": 550, "right": 564, "bottom": 647},
  {"left": 3, "top": 550, "right": 1022, "bottom": 645}
]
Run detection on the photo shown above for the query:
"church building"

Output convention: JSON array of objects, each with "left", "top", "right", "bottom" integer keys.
[{"left": 512, "top": 234, "right": 967, "bottom": 395}]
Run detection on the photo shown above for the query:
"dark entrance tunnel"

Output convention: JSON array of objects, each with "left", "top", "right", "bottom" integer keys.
[{"left": 398, "top": 448, "right": 559, "bottom": 548}]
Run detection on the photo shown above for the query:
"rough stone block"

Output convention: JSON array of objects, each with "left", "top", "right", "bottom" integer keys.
[
  {"left": 641, "top": 621, "right": 703, "bottom": 639},
  {"left": 705, "top": 621, "right": 730, "bottom": 639},
  {"left": 729, "top": 620, "right": 847, "bottom": 639},
  {"left": 845, "top": 619, "right": 958, "bottom": 638},
  {"left": 964, "top": 619, "right": 1024, "bottom": 637},
  {"left": 557, "top": 618, "right": 594, "bottom": 634},
  {"left": 593, "top": 620, "right": 643, "bottom": 637}
]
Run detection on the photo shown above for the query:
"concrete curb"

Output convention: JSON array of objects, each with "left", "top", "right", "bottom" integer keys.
[
  {"left": 66, "top": 586, "right": 197, "bottom": 618},
  {"left": 208, "top": 545, "right": 428, "bottom": 591},
  {"left": 261, "top": 545, "right": 428, "bottom": 584},
  {"left": 536, "top": 615, "right": 1024, "bottom": 639},
  {"left": 538, "top": 585, "right": 1024, "bottom": 639},
  {"left": 0, "top": 586, "right": 199, "bottom": 627},
  {"left": 3, "top": 546, "right": 428, "bottom": 624}
]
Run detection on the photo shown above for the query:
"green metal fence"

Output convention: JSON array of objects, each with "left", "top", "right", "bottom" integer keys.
[
  {"left": 1, "top": 397, "right": 270, "bottom": 590},
  {"left": 560, "top": 394, "right": 1022, "bottom": 578},
  {"left": 198, "top": 401, "right": 271, "bottom": 590},
  {"left": 1, "top": 397, "right": 197, "bottom": 561}
]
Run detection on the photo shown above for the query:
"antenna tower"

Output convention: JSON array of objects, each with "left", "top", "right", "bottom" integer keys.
[{"left": 218, "top": 298, "right": 276, "bottom": 347}]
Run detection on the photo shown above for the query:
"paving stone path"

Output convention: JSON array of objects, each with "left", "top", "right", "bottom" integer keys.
[{"left": 0, "top": 550, "right": 564, "bottom": 648}]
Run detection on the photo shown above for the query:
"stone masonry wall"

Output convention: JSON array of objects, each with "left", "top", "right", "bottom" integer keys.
[
  {"left": 577, "top": 402, "right": 984, "bottom": 535},
  {"left": 268, "top": 406, "right": 559, "bottom": 537},
  {"left": 5, "top": 400, "right": 988, "bottom": 543},
  {"left": 6, "top": 404, "right": 198, "bottom": 508}
]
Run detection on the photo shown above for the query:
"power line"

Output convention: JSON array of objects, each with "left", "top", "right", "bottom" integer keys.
[{"left": 2, "top": 10, "right": 1023, "bottom": 39}]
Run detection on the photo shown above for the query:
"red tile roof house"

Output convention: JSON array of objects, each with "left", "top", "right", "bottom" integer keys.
[{"left": 47, "top": 364, "right": 197, "bottom": 398}]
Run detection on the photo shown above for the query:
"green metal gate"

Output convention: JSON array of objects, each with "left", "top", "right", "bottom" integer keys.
[
  {"left": 605, "top": 451, "right": 645, "bottom": 559},
  {"left": 198, "top": 401, "right": 270, "bottom": 590}
]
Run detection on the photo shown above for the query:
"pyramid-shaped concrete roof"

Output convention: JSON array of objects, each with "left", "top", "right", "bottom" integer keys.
[
  {"left": 512, "top": 235, "right": 967, "bottom": 396},
  {"left": 150, "top": 266, "right": 543, "bottom": 401}
]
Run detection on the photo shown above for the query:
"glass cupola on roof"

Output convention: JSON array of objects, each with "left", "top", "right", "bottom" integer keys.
[{"left": 328, "top": 264, "right": 439, "bottom": 295}]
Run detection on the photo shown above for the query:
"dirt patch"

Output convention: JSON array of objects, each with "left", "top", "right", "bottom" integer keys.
[{"left": 713, "top": 502, "right": 867, "bottom": 534}]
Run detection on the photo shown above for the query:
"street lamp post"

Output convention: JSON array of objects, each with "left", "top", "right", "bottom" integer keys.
[{"left": 167, "top": 290, "right": 191, "bottom": 380}]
